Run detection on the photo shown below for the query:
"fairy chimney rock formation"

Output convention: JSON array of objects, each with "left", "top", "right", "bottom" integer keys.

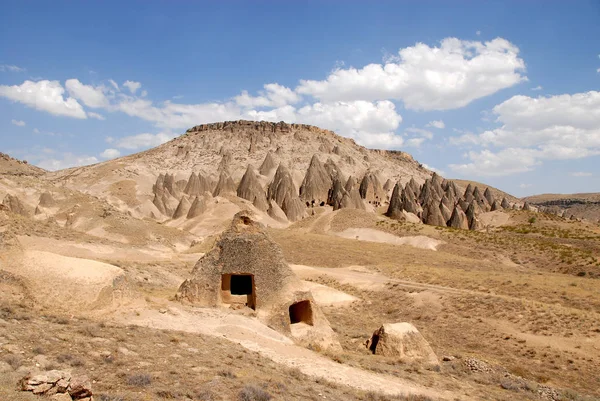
[
  {"left": 212, "top": 172, "right": 236, "bottom": 197},
  {"left": 237, "top": 165, "right": 268, "bottom": 211},
  {"left": 448, "top": 205, "right": 469, "bottom": 230},
  {"left": 259, "top": 151, "right": 277, "bottom": 176},
  {"left": 359, "top": 172, "right": 385, "bottom": 206},
  {"left": 187, "top": 196, "right": 208, "bottom": 219},
  {"left": 267, "top": 164, "right": 306, "bottom": 221},
  {"left": 299, "top": 154, "right": 332, "bottom": 206}
]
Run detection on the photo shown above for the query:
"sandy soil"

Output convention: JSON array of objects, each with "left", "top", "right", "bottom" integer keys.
[
  {"left": 117, "top": 305, "right": 458, "bottom": 400},
  {"left": 300, "top": 280, "right": 359, "bottom": 307},
  {"left": 479, "top": 211, "right": 511, "bottom": 227},
  {"left": 334, "top": 228, "right": 444, "bottom": 251},
  {"left": 9, "top": 250, "right": 124, "bottom": 308}
]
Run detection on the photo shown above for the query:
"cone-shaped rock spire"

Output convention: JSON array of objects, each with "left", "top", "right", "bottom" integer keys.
[
  {"left": 267, "top": 164, "right": 305, "bottom": 221},
  {"left": 187, "top": 196, "right": 207, "bottom": 219},
  {"left": 213, "top": 171, "right": 236, "bottom": 197},
  {"left": 237, "top": 165, "right": 268, "bottom": 211},
  {"left": 447, "top": 205, "right": 469, "bottom": 229},
  {"left": 259, "top": 151, "right": 277, "bottom": 176},
  {"left": 299, "top": 154, "right": 332, "bottom": 206}
]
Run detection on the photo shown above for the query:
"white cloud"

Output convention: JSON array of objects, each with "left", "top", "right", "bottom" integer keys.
[
  {"left": 33, "top": 128, "right": 40, "bottom": 134},
  {"left": 450, "top": 91, "right": 600, "bottom": 176},
  {"left": 244, "top": 100, "right": 403, "bottom": 149},
  {"left": 531, "top": 85, "right": 543, "bottom": 91},
  {"left": 116, "top": 97, "right": 242, "bottom": 129},
  {"left": 235, "top": 83, "right": 301, "bottom": 108},
  {"left": 36, "top": 153, "right": 98, "bottom": 171},
  {"left": 406, "top": 127, "right": 433, "bottom": 139},
  {"left": 571, "top": 172, "right": 592, "bottom": 177},
  {"left": 296, "top": 37, "right": 526, "bottom": 110},
  {"left": 597, "top": 68, "right": 600, "bottom": 73},
  {"left": 450, "top": 148, "right": 541, "bottom": 177},
  {"left": 421, "top": 163, "right": 446, "bottom": 176},
  {"left": 426, "top": 120, "right": 445, "bottom": 129},
  {"left": 519, "top": 183, "right": 532, "bottom": 188},
  {"left": 113, "top": 132, "right": 175, "bottom": 150},
  {"left": 0, "top": 80, "right": 87, "bottom": 118},
  {"left": 0, "top": 64, "right": 25, "bottom": 72},
  {"left": 11, "top": 119, "right": 25, "bottom": 126},
  {"left": 88, "top": 112, "right": 105, "bottom": 120},
  {"left": 65, "top": 79, "right": 109, "bottom": 108},
  {"left": 123, "top": 80, "right": 141, "bottom": 94},
  {"left": 476, "top": 31, "right": 481, "bottom": 36},
  {"left": 108, "top": 79, "right": 119, "bottom": 91},
  {"left": 405, "top": 137, "right": 425, "bottom": 147},
  {"left": 100, "top": 148, "right": 121, "bottom": 159}
]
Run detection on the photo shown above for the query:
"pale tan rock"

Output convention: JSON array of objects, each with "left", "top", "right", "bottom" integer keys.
[
  {"left": 50, "top": 393, "right": 73, "bottom": 401},
  {"left": 366, "top": 322, "right": 439, "bottom": 367},
  {"left": 68, "top": 374, "right": 92, "bottom": 398}
]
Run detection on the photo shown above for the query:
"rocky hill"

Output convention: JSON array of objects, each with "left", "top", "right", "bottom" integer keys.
[
  {"left": 523, "top": 193, "right": 600, "bottom": 222},
  {"left": 25, "top": 120, "right": 542, "bottom": 235}
]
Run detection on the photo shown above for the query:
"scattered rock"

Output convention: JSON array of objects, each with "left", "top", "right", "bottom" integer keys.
[{"left": 20, "top": 370, "right": 92, "bottom": 400}]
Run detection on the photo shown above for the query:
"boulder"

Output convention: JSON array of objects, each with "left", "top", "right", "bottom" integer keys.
[{"left": 366, "top": 323, "right": 439, "bottom": 367}]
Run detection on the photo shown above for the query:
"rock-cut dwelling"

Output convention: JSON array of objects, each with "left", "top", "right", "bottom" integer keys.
[{"left": 176, "top": 211, "right": 341, "bottom": 351}]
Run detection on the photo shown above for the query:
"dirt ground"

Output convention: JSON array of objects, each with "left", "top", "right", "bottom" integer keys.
[{"left": 1, "top": 204, "right": 600, "bottom": 400}]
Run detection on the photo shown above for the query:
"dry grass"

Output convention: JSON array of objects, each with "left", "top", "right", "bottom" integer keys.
[{"left": 0, "top": 301, "right": 443, "bottom": 401}]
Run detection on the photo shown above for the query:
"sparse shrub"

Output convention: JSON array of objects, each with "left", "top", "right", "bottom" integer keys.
[
  {"left": 194, "top": 389, "right": 216, "bottom": 401},
  {"left": 127, "top": 373, "right": 152, "bottom": 387},
  {"left": 32, "top": 347, "right": 45, "bottom": 355},
  {"left": 155, "top": 389, "right": 177, "bottom": 399},
  {"left": 3, "top": 354, "right": 22, "bottom": 370},
  {"left": 218, "top": 369, "right": 237, "bottom": 378},
  {"left": 56, "top": 353, "right": 73, "bottom": 363},
  {"left": 98, "top": 395, "right": 126, "bottom": 401},
  {"left": 80, "top": 323, "right": 101, "bottom": 337},
  {"left": 238, "top": 385, "right": 272, "bottom": 401}
]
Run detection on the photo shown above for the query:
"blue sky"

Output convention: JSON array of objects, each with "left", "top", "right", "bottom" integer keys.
[{"left": 1, "top": 1, "right": 599, "bottom": 196}]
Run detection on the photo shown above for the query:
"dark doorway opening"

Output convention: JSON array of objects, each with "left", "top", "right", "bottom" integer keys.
[
  {"left": 289, "top": 300, "right": 314, "bottom": 326},
  {"left": 221, "top": 274, "right": 256, "bottom": 310},
  {"left": 368, "top": 333, "right": 380, "bottom": 354}
]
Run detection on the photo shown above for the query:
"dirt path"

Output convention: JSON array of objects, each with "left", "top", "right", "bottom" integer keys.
[{"left": 117, "top": 306, "right": 463, "bottom": 400}]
